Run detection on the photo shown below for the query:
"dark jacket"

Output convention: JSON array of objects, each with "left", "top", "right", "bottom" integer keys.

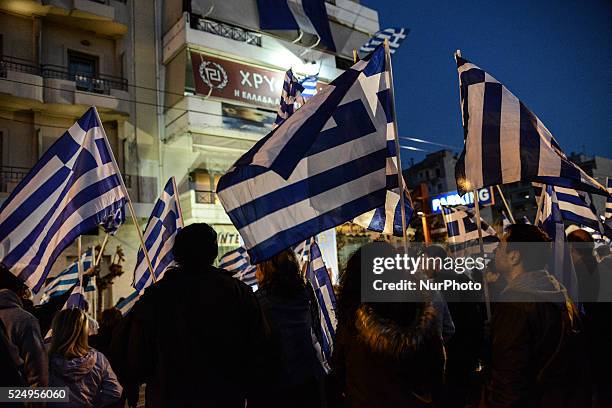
[
  {"left": 0, "top": 289, "right": 48, "bottom": 387},
  {"left": 331, "top": 302, "right": 444, "bottom": 408},
  {"left": 253, "top": 284, "right": 323, "bottom": 407},
  {"left": 49, "top": 349, "right": 122, "bottom": 407},
  {"left": 111, "top": 265, "right": 270, "bottom": 408},
  {"left": 489, "top": 269, "right": 590, "bottom": 408}
]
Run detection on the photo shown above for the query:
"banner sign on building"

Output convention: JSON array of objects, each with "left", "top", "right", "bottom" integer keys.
[
  {"left": 430, "top": 187, "right": 494, "bottom": 214},
  {"left": 190, "top": 50, "right": 324, "bottom": 109}
]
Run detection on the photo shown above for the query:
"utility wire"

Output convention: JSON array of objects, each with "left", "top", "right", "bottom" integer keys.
[{"left": 1, "top": 77, "right": 460, "bottom": 149}]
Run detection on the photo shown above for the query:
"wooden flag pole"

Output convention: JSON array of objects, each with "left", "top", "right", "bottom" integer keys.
[
  {"left": 77, "top": 235, "right": 84, "bottom": 285},
  {"left": 352, "top": 49, "right": 358, "bottom": 63},
  {"left": 92, "top": 107, "right": 157, "bottom": 283},
  {"left": 496, "top": 185, "right": 515, "bottom": 223},
  {"left": 384, "top": 39, "right": 409, "bottom": 251},
  {"left": 171, "top": 176, "right": 185, "bottom": 228},
  {"left": 534, "top": 185, "right": 546, "bottom": 225},
  {"left": 95, "top": 233, "right": 110, "bottom": 267},
  {"left": 472, "top": 190, "right": 492, "bottom": 322}
]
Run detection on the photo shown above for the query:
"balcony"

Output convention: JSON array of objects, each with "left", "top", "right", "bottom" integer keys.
[
  {"left": 194, "top": 189, "right": 217, "bottom": 205},
  {"left": 0, "top": 56, "right": 44, "bottom": 109},
  {"left": 193, "top": 18, "right": 262, "bottom": 47},
  {"left": 42, "top": 0, "right": 129, "bottom": 37},
  {"left": 0, "top": 1, "right": 128, "bottom": 38},
  {"left": 41, "top": 64, "right": 130, "bottom": 117}
]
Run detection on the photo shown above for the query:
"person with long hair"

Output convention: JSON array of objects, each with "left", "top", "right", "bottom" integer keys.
[
  {"left": 251, "top": 249, "right": 324, "bottom": 408},
  {"left": 48, "top": 308, "right": 122, "bottom": 407},
  {"left": 329, "top": 243, "right": 445, "bottom": 407}
]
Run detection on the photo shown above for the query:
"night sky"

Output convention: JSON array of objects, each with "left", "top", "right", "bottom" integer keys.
[{"left": 362, "top": 0, "right": 612, "bottom": 167}]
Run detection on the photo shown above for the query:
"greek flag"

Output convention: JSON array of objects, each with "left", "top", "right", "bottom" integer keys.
[
  {"left": 455, "top": 55, "right": 607, "bottom": 196},
  {"left": 540, "top": 186, "right": 579, "bottom": 301},
  {"left": 40, "top": 249, "right": 95, "bottom": 301},
  {"left": 606, "top": 178, "right": 612, "bottom": 219},
  {"left": 533, "top": 184, "right": 600, "bottom": 231},
  {"left": 217, "top": 45, "right": 392, "bottom": 263},
  {"left": 353, "top": 190, "right": 413, "bottom": 236},
  {"left": 218, "top": 246, "right": 257, "bottom": 287},
  {"left": 274, "top": 69, "right": 304, "bottom": 128},
  {"left": 0, "top": 107, "right": 127, "bottom": 293},
  {"left": 256, "top": 0, "right": 336, "bottom": 51},
  {"left": 64, "top": 277, "right": 89, "bottom": 311},
  {"left": 300, "top": 74, "right": 319, "bottom": 100},
  {"left": 442, "top": 205, "right": 499, "bottom": 255},
  {"left": 115, "top": 290, "right": 141, "bottom": 315},
  {"left": 133, "top": 178, "right": 184, "bottom": 291},
  {"left": 101, "top": 206, "right": 125, "bottom": 235},
  {"left": 359, "top": 27, "right": 409, "bottom": 58},
  {"left": 306, "top": 240, "right": 337, "bottom": 372}
]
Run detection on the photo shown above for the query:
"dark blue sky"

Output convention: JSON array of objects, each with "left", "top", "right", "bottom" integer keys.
[{"left": 362, "top": 0, "right": 612, "bottom": 167}]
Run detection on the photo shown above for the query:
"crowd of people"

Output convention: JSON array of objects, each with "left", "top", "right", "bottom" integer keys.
[{"left": 1, "top": 222, "right": 611, "bottom": 407}]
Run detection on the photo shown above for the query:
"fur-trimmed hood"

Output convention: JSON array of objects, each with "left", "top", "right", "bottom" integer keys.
[{"left": 354, "top": 302, "right": 438, "bottom": 359}]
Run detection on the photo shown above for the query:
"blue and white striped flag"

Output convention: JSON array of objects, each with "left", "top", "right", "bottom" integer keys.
[
  {"left": 359, "top": 27, "right": 409, "bottom": 58},
  {"left": 0, "top": 107, "right": 127, "bottom": 293},
  {"left": 274, "top": 69, "right": 304, "bottom": 128},
  {"left": 533, "top": 183, "right": 600, "bottom": 231},
  {"left": 218, "top": 246, "right": 257, "bottom": 288},
  {"left": 115, "top": 290, "right": 141, "bottom": 315},
  {"left": 306, "top": 240, "right": 337, "bottom": 373},
  {"left": 442, "top": 205, "right": 499, "bottom": 255},
  {"left": 132, "top": 177, "right": 184, "bottom": 291},
  {"left": 442, "top": 205, "right": 498, "bottom": 245},
  {"left": 40, "top": 249, "right": 95, "bottom": 302},
  {"left": 455, "top": 55, "right": 607, "bottom": 196},
  {"left": 539, "top": 186, "right": 579, "bottom": 301},
  {"left": 299, "top": 74, "right": 319, "bottom": 100},
  {"left": 101, "top": 205, "right": 125, "bottom": 235},
  {"left": 217, "top": 45, "right": 392, "bottom": 263},
  {"left": 606, "top": 178, "right": 612, "bottom": 220},
  {"left": 352, "top": 190, "right": 413, "bottom": 236}
]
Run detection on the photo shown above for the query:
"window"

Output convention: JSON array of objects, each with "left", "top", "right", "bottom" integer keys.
[
  {"left": 68, "top": 50, "right": 98, "bottom": 92},
  {"left": 335, "top": 55, "right": 354, "bottom": 71},
  {"left": 437, "top": 183, "right": 443, "bottom": 192},
  {"left": 435, "top": 168, "right": 441, "bottom": 177},
  {"left": 193, "top": 170, "right": 216, "bottom": 204}
]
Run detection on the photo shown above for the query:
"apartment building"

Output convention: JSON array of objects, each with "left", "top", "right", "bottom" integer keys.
[
  {"left": 0, "top": 0, "right": 161, "bottom": 310},
  {"left": 160, "top": 0, "right": 378, "bottom": 262}
]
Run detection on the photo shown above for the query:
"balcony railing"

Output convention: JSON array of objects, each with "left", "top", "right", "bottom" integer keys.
[
  {"left": 0, "top": 55, "right": 41, "bottom": 78},
  {"left": 0, "top": 166, "right": 134, "bottom": 193},
  {"left": 194, "top": 189, "right": 217, "bottom": 204},
  {"left": 41, "top": 64, "right": 128, "bottom": 94},
  {"left": 193, "top": 17, "right": 262, "bottom": 47},
  {"left": 0, "top": 166, "right": 31, "bottom": 192}
]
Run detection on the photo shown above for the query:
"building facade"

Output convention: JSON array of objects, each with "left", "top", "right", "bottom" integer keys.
[
  {"left": 0, "top": 0, "right": 379, "bottom": 308},
  {"left": 0, "top": 0, "right": 162, "bottom": 311}
]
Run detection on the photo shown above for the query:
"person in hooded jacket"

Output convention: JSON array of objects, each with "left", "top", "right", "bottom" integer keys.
[
  {"left": 328, "top": 243, "right": 445, "bottom": 408},
  {"left": 250, "top": 249, "right": 324, "bottom": 408},
  {"left": 0, "top": 267, "right": 48, "bottom": 387},
  {"left": 48, "top": 308, "right": 122, "bottom": 407},
  {"left": 488, "top": 224, "right": 590, "bottom": 408}
]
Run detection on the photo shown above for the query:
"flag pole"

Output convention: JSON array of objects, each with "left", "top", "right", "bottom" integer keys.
[
  {"left": 472, "top": 190, "right": 492, "bottom": 322},
  {"left": 352, "top": 49, "right": 358, "bottom": 63},
  {"left": 77, "top": 235, "right": 83, "bottom": 286},
  {"left": 534, "top": 185, "right": 546, "bottom": 225},
  {"left": 91, "top": 107, "right": 157, "bottom": 283},
  {"left": 496, "top": 185, "right": 515, "bottom": 223},
  {"left": 95, "top": 233, "right": 110, "bottom": 267},
  {"left": 171, "top": 176, "right": 185, "bottom": 228},
  {"left": 384, "top": 39, "right": 410, "bottom": 251}
]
